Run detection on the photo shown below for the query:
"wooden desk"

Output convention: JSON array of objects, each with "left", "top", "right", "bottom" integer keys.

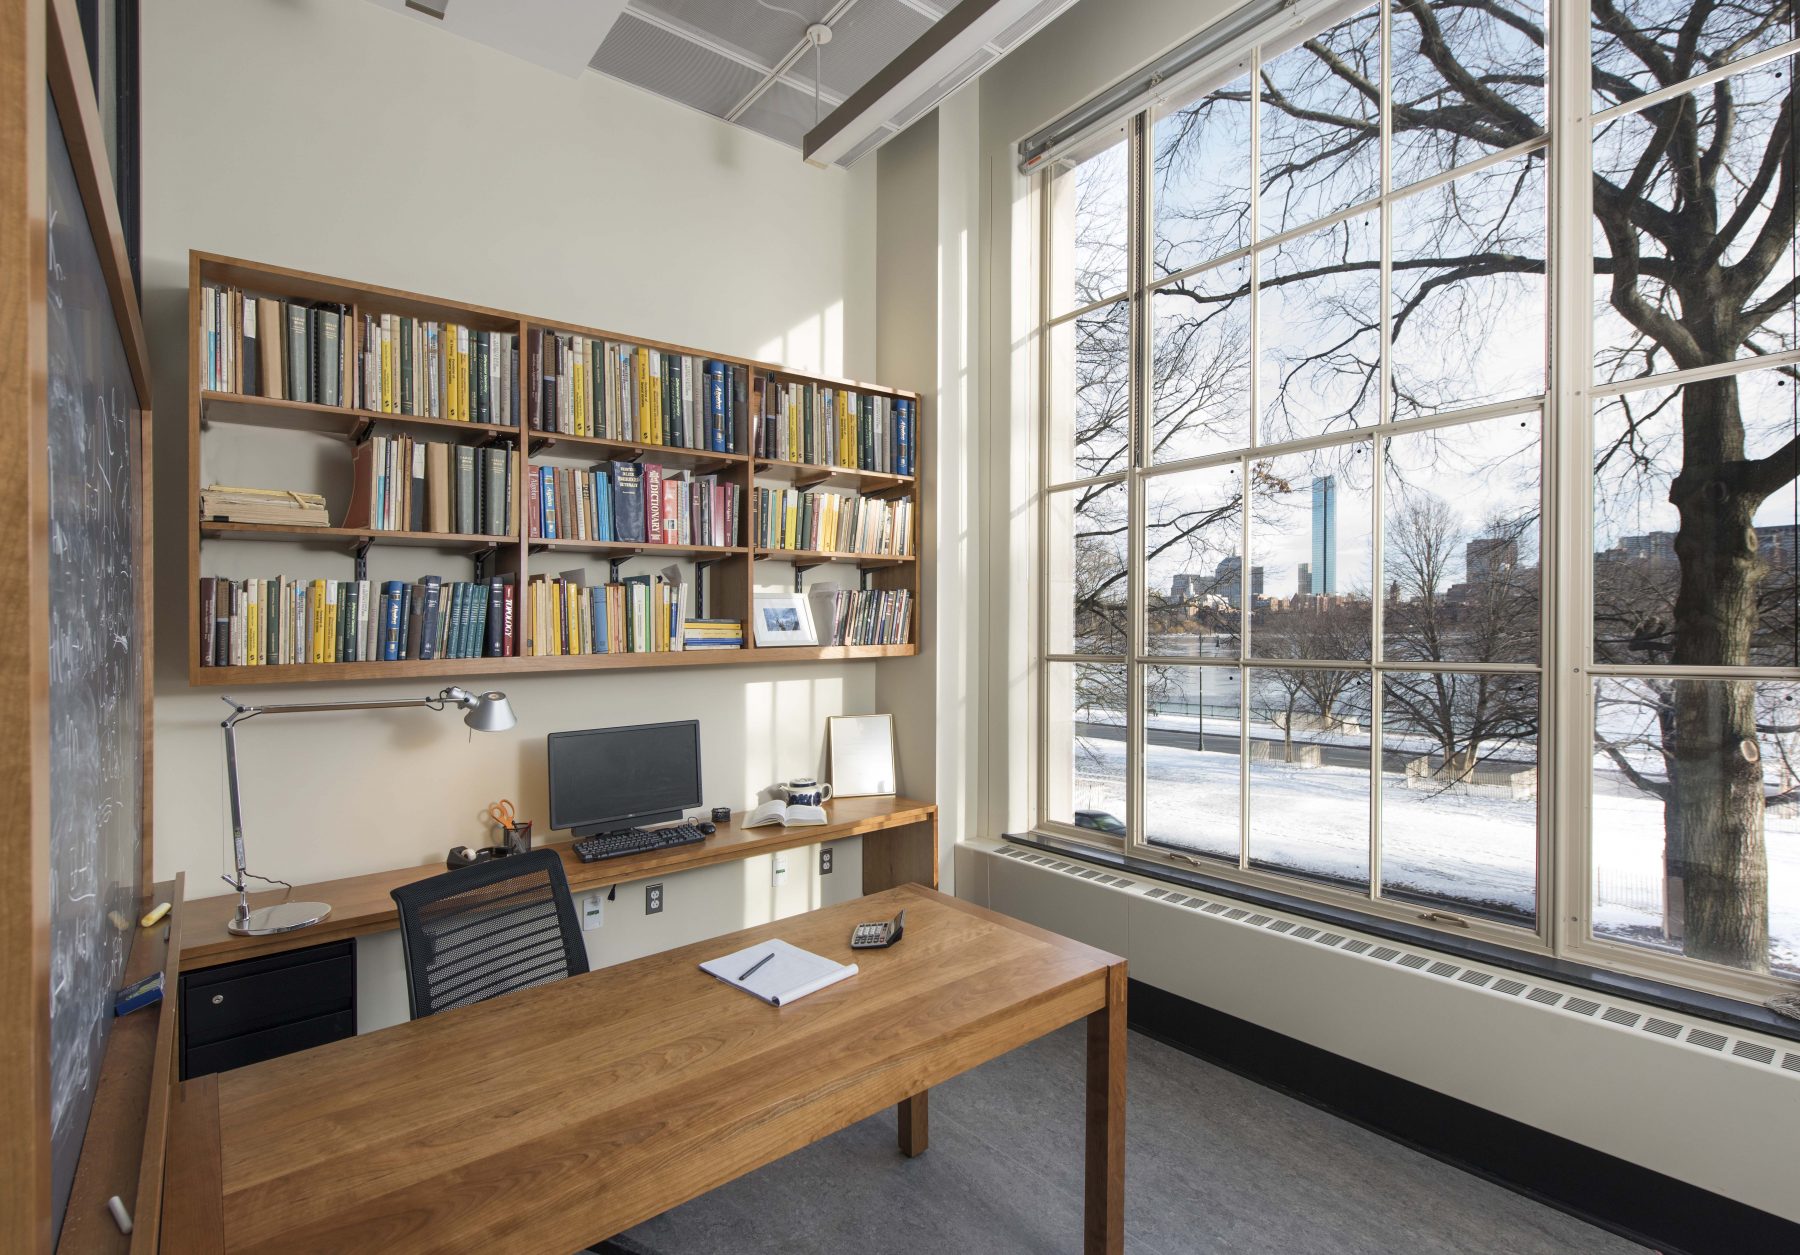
[
  {"left": 161, "top": 884, "right": 1127, "bottom": 1255},
  {"left": 180, "top": 796, "right": 937, "bottom": 970}
]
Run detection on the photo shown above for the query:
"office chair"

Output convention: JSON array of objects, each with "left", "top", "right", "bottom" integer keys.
[{"left": 390, "top": 848, "right": 590, "bottom": 1019}]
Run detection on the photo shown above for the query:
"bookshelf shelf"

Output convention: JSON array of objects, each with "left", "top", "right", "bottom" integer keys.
[
  {"left": 200, "top": 522, "right": 514, "bottom": 550},
  {"left": 753, "top": 459, "right": 914, "bottom": 490},
  {"left": 199, "top": 390, "right": 517, "bottom": 443},
  {"left": 190, "top": 251, "right": 922, "bottom": 685},
  {"left": 527, "top": 539, "right": 748, "bottom": 558},
  {"left": 754, "top": 548, "right": 914, "bottom": 568}
]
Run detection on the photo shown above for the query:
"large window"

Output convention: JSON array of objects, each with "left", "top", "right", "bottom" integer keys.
[{"left": 1037, "top": 0, "right": 1799, "bottom": 1001}]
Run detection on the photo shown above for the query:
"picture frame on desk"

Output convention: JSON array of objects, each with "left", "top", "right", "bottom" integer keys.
[
  {"left": 828, "top": 713, "right": 897, "bottom": 797},
  {"left": 753, "top": 592, "right": 818, "bottom": 647}
]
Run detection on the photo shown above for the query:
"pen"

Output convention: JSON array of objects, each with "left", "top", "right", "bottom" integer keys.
[{"left": 738, "top": 952, "right": 773, "bottom": 982}]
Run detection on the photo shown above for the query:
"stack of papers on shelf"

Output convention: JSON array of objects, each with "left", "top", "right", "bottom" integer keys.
[
  {"left": 700, "top": 938, "right": 858, "bottom": 1006},
  {"left": 200, "top": 484, "right": 329, "bottom": 526}
]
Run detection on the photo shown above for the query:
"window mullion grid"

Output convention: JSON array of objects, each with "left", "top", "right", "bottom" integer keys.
[
  {"left": 1235, "top": 49, "right": 1263, "bottom": 873},
  {"left": 1548, "top": 0, "right": 1594, "bottom": 965},
  {"left": 1366, "top": 0, "right": 1394, "bottom": 906},
  {"left": 1127, "top": 110, "right": 1152, "bottom": 858}
]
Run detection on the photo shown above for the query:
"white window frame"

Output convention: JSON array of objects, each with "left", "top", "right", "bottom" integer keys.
[{"left": 1030, "top": 0, "right": 1800, "bottom": 1006}]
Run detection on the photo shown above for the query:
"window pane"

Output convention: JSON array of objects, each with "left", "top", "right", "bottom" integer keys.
[
  {"left": 1151, "top": 258, "right": 1252, "bottom": 463},
  {"left": 1259, "top": 209, "right": 1382, "bottom": 443},
  {"left": 1145, "top": 663, "right": 1243, "bottom": 863},
  {"left": 1593, "top": 677, "right": 1800, "bottom": 978},
  {"left": 1391, "top": 153, "right": 1547, "bottom": 419},
  {"left": 1258, "top": 5, "right": 1382, "bottom": 236},
  {"left": 1248, "top": 443, "right": 1374, "bottom": 660},
  {"left": 1047, "top": 301, "right": 1131, "bottom": 483},
  {"left": 1247, "top": 667, "right": 1372, "bottom": 890},
  {"left": 1381, "top": 672, "right": 1539, "bottom": 927},
  {"left": 1045, "top": 662, "right": 1129, "bottom": 834},
  {"left": 1146, "top": 463, "right": 1245, "bottom": 658},
  {"left": 1389, "top": 0, "right": 1546, "bottom": 191},
  {"left": 1048, "top": 482, "right": 1129, "bottom": 656},
  {"left": 1591, "top": 369, "right": 1799, "bottom": 669},
  {"left": 1592, "top": 57, "right": 1798, "bottom": 385},
  {"left": 1048, "top": 134, "right": 1130, "bottom": 314},
  {"left": 1384, "top": 412, "right": 1541, "bottom": 663},
  {"left": 1153, "top": 73, "right": 1252, "bottom": 277},
  {"left": 1591, "top": 4, "right": 1795, "bottom": 112}
]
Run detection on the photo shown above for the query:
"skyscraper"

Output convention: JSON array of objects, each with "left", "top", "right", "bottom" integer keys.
[
  {"left": 1311, "top": 475, "right": 1337, "bottom": 595},
  {"left": 1297, "top": 562, "right": 1312, "bottom": 596}
]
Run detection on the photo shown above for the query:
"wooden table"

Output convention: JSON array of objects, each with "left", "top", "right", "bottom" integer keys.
[
  {"left": 161, "top": 884, "right": 1127, "bottom": 1255},
  {"left": 180, "top": 796, "right": 938, "bottom": 970}
]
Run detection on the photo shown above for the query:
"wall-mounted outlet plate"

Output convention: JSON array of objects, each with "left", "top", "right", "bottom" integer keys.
[
  {"left": 646, "top": 883, "right": 663, "bottom": 915},
  {"left": 820, "top": 846, "right": 834, "bottom": 875},
  {"left": 772, "top": 852, "right": 789, "bottom": 887},
  {"left": 582, "top": 892, "right": 604, "bottom": 930}
]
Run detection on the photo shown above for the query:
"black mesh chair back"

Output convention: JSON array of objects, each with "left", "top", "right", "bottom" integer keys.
[{"left": 390, "top": 849, "right": 589, "bottom": 1019}]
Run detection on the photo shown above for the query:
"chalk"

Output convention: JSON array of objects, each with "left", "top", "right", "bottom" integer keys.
[
  {"left": 106, "top": 1195, "right": 132, "bottom": 1234},
  {"left": 139, "top": 901, "right": 171, "bottom": 928}
]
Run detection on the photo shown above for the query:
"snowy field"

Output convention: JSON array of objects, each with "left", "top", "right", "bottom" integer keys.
[{"left": 1066, "top": 735, "right": 1800, "bottom": 974}]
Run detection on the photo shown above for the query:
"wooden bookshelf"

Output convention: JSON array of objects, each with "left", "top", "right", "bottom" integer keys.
[{"left": 188, "top": 252, "right": 921, "bottom": 686}]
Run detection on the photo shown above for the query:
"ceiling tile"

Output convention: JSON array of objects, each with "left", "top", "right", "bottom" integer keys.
[
  {"left": 590, "top": 11, "right": 768, "bottom": 119},
  {"left": 629, "top": 0, "right": 831, "bottom": 69}
]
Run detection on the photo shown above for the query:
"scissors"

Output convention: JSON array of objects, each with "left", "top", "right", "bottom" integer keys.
[{"left": 487, "top": 799, "right": 517, "bottom": 830}]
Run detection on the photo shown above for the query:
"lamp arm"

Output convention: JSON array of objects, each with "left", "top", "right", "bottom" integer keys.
[{"left": 222, "top": 692, "right": 459, "bottom": 728}]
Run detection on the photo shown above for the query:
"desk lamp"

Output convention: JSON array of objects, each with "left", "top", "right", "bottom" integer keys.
[{"left": 219, "top": 686, "right": 518, "bottom": 936}]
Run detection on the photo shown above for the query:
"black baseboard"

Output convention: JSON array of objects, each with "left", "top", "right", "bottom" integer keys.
[{"left": 1127, "top": 979, "right": 1798, "bottom": 1255}]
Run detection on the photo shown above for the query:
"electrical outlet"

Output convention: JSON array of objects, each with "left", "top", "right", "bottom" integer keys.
[
  {"left": 581, "top": 892, "right": 604, "bottom": 930},
  {"left": 820, "top": 846, "right": 834, "bottom": 875},
  {"left": 771, "top": 852, "right": 789, "bottom": 887},
  {"left": 645, "top": 883, "right": 663, "bottom": 915}
]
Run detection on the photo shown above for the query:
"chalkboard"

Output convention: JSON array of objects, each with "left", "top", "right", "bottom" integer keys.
[{"left": 45, "top": 91, "right": 144, "bottom": 1238}]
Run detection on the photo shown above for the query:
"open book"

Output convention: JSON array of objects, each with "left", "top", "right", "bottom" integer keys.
[
  {"left": 700, "top": 939, "right": 858, "bottom": 1006},
  {"left": 743, "top": 798, "right": 828, "bottom": 828}
]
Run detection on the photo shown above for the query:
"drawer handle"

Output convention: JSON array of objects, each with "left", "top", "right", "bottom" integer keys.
[{"left": 211, "top": 994, "right": 224, "bottom": 1005}]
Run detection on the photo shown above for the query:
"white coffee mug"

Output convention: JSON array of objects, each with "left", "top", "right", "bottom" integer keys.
[{"left": 782, "top": 778, "right": 833, "bottom": 807}]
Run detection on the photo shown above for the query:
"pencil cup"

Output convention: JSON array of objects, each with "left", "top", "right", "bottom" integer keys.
[{"left": 504, "top": 822, "right": 533, "bottom": 854}]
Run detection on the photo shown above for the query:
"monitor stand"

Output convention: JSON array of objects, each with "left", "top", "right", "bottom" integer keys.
[{"left": 573, "top": 808, "right": 684, "bottom": 839}]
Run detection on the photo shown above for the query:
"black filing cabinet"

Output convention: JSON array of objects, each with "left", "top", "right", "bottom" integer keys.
[{"left": 181, "top": 940, "right": 357, "bottom": 1079}]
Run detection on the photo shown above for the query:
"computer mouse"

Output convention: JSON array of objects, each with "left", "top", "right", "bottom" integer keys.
[{"left": 698, "top": 821, "right": 716, "bottom": 834}]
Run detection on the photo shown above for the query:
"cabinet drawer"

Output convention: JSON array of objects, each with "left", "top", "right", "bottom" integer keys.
[
  {"left": 184, "top": 1009, "right": 356, "bottom": 1079},
  {"left": 183, "top": 945, "right": 355, "bottom": 1047}
]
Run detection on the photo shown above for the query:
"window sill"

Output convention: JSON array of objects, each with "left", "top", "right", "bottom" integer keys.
[{"left": 1006, "top": 830, "right": 1800, "bottom": 1046}]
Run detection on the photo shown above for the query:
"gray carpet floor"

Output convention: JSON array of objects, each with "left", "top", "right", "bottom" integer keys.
[{"left": 610, "top": 1024, "right": 1648, "bottom": 1255}]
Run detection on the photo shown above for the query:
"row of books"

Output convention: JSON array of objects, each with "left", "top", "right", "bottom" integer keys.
[
  {"left": 527, "top": 461, "right": 742, "bottom": 548},
  {"left": 199, "top": 285, "right": 347, "bottom": 405},
  {"left": 684, "top": 618, "right": 744, "bottom": 649},
  {"left": 529, "top": 333, "right": 750, "bottom": 454},
  {"left": 342, "top": 436, "right": 517, "bottom": 536},
  {"left": 524, "top": 573, "right": 683, "bottom": 656},
  {"left": 759, "top": 381, "right": 914, "bottom": 476},
  {"left": 198, "top": 574, "right": 516, "bottom": 666},
  {"left": 810, "top": 587, "right": 913, "bottom": 647},
  {"left": 753, "top": 489, "right": 913, "bottom": 557},
  {"left": 354, "top": 313, "right": 520, "bottom": 426}
]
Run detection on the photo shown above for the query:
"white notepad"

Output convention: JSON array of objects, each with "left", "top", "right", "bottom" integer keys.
[{"left": 700, "top": 938, "right": 859, "bottom": 1006}]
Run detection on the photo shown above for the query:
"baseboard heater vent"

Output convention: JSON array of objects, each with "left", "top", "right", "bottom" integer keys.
[{"left": 993, "top": 844, "right": 1800, "bottom": 1078}]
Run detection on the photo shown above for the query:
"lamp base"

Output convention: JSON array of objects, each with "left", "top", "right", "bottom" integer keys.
[{"left": 227, "top": 900, "right": 332, "bottom": 936}]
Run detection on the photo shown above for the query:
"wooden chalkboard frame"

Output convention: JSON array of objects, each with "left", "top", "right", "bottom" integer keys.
[{"left": 0, "top": 1, "right": 154, "bottom": 1252}]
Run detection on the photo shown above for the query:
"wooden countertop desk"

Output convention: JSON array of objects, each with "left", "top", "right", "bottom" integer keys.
[
  {"left": 161, "top": 884, "right": 1128, "bottom": 1255},
  {"left": 180, "top": 796, "right": 938, "bottom": 970}
]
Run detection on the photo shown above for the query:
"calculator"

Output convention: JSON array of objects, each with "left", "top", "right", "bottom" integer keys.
[{"left": 851, "top": 909, "right": 906, "bottom": 949}]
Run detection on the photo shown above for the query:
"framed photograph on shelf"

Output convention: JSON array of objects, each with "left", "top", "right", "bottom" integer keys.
[
  {"left": 753, "top": 593, "right": 818, "bottom": 647},
  {"left": 828, "top": 714, "right": 897, "bottom": 797}
]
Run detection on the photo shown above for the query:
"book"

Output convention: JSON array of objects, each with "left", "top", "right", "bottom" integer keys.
[
  {"left": 743, "top": 798, "right": 829, "bottom": 828},
  {"left": 699, "top": 939, "right": 857, "bottom": 1007},
  {"left": 200, "top": 484, "right": 329, "bottom": 527}
]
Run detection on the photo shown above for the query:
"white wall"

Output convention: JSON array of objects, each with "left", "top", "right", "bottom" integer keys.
[
  {"left": 959, "top": 0, "right": 1800, "bottom": 1220},
  {"left": 141, "top": 0, "right": 882, "bottom": 895}
]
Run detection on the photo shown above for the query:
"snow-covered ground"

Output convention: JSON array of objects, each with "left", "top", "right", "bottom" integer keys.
[{"left": 1066, "top": 734, "right": 1800, "bottom": 974}]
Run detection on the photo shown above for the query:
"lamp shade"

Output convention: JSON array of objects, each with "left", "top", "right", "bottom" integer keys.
[{"left": 463, "top": 691, "right": 516, "bottom": 733}]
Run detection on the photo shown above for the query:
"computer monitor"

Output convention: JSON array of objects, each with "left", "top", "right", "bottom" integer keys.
[{"left": 547, "top": 719, "right": 703, "bottom": 838}]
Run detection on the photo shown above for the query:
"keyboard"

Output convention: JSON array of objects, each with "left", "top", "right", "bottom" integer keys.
[{"left": 573, "top": 822, "right": 709, "bottom": 863}]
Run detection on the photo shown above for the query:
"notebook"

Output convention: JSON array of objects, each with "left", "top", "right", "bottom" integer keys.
[{"left": 700, "top": 938, "right": 859, "bottom": 1006}]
